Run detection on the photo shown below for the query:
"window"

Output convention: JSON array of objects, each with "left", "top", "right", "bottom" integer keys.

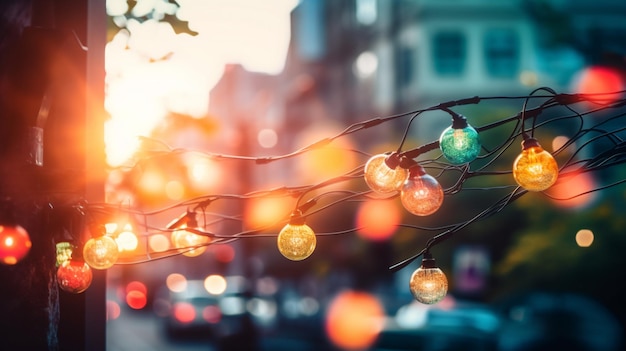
[
  {"left": 432, "top": 31, "right": 466, "bottom": 76},
  {"left": 395, "top": 46, "right": 414, "bottom": 88},
  {"left": 484, "top": 28, "right": 519, "bottom": 78}
]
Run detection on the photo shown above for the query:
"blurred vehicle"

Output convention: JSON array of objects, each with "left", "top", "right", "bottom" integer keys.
[
  {"left": 164, "top": 276, "right": 252, "bottom": 341},
  {"left": 373, "top": 298, "right": 500, "bottom": 351}
]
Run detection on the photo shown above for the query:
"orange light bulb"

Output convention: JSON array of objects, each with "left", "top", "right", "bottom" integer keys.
[
  {"left": 364, "top": 153, "right": 408, "bottom": 193},
  {"left": 513, "top": 138, "right": 558, "bottom": 191},
  {"left": 400, "top": 165, "right": 444, "bottom": 216},
  {"left": 171, "top": 225, "right": 209, "bottom": 257}
]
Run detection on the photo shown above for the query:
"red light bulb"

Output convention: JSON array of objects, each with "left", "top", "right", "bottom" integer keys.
[
  {"left": 57, "top": 259, "right": 93, "bottom": 294},
  {"left": 0, "top": 225, "right": 32, "bottom": 265}
]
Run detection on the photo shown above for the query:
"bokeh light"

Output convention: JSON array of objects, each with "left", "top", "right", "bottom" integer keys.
[
  {"left": 356, "top": 199, "right": 400, "bottom": 241},
  {"left": 107, "top": 300, "right": 121, "bottom": 321},
  {"left": 244, "top": 196, "right": 293, "bottom": 229},
  {"left": 166, "top": 273, "right": 188, "bottom": 293},
  {"left": 325, "top": 290, "right": 385, "bottom": 350},
  {"left": 576, "top": 229, "right": 594, "bottom": 247},
  {"left": 546, "top": 170, "right": 596, "bottom": 209},
  {"left": 148, "top": 233, "right": 170, "bottom": 252},
  {"left": 204, "top": 274, "right": 227, "bottom": 295},
  {"left": 574, "top": 66, "right": 624, "bottom": 104}
]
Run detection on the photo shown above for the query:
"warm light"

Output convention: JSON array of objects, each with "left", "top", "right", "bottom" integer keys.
[
  {"left": 409, "top": 253, "right": 448, "bottom": 305},
  {"left": 204, "top": 274, "right": 227, "bottom": 295},
  {"left": 551, "top": 135, "right": 570, "bottom": 153},
  {"left": 364, "top": 153, "right": 408, "bottom": 193},
  {"left": 115, "top": 225, "right": 138, "bottom": 252},
  {"left": 546, "top": 170, "right": 596, "bottom": 208},
  {"left": 257, "top": 128, "right": 278, "bottom": 148},
  {"left": 165, "top": 180, "right": 185, "bottom": 200},
  {"left": 149, "top": 233, "right": 170, "bottom": 252},
  {"left": 0, "top": 225, "right": 32, "bottom": 265},
  {"left": 244, "top": 196, "right": 293, "bottom": 229},
  {"left": 171, "top": 225, "right": 209, "bottom": 257},
  {"left": 166, "top": 273, "right": 188, "bottom": 293},
  {"left": 439, "top": 119, "right": 481, "bottom": 164},
  {"left": 513, "top": 138, "right": 559, "bottom": 192},
  {"left": 400, "top": 165, "right": 444, "bottom": 216},
  {"left": 211, "top": 244, "right": 235, "bottom": 263},
  {"left": 574, "top": 66, "right": 624, "bottom": 104},
  {"left": 173, "top": 302, "right": 196, "bottom": 323},
  {"left": 126, "top": 290, "right": 147, "bottom": 310},
  {"left": 356, "top": 199, "right": 400, "bottom": 241},
  {"left": 576, "top": 229, "right": 594, "bottom": 247},
  {"left": 325, "top": 290, "right": 385, "bottom": 350},
  {"left": 83, "top": 235, "right": 120, "bottom": 270},
  {"left": 57, "top": 260, "right": 93, "bottom": 294},
  {"left": 277, "top": 214, "right": 316, "bottom": 261}
]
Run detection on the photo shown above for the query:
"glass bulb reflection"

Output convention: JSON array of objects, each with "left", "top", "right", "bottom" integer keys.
[
  {"left": 400, "top": 166, "right": 444, "bottom": 216},
  {"left": 171, "top": 226, "right": 209, "bottom": 257},
  {"left": 513, "top": 140, "right": 558, "bottom": 192},
  {"left": 83, "top": 236, "right": 119, "bottom": 270},
  {"left": 439, "top": 125, "right": 481, "bottom": 164},
  {"left": 364, "top": 153, "right": 408, "bottom": 193},
  {"left": 409, "top": 265, "right": 448, "bottom": 305},
  {"left": 277, "top": 223, "right": 316, "bottom": 261},
  {"left": 57, "top": 259, "right": 93, "bottom": 294}
]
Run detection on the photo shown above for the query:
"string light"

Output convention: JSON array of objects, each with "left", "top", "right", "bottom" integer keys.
[
  {"left": 0, "top": 224, "right": 32, "bottom": 265},
  {"left": 439, "top": 113, "right": 481, "bottom": 164},
  {"left": 400, "top": 164, "right": 444, "bottom": 216},
  {"left": 170, "top": 214, "right": 209, "bottom": 257},
  {"left": 277, "top": 211, "right": 316, "bottom": 261},
  {"left": 363, "top": 152, "right": 408, "bottom": 193},
  {"left": 57, "top": 259, "right": 93, "bottom": 294},
  {"left": 83, "top": 234, "right": 120, "bottom": 270},
  {"left": 409, "top": 252, "right": 448, "bottom": 304},
  {"left": 512, "top": 137, "right": 559, "bottom": 191}
]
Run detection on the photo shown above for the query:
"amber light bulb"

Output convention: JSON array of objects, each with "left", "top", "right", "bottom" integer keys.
[
  {"left": 0, "top": 224, "right": 32, "bottom": 265},
  {"left": 400, "top": 164, "right": 444, "bottom": 216},
  {"left": 364, "top": 153, "right": 408, "bottom": 193},
  {"left": 171, "top": 224, "right": 209, "bottom": 257},
  {"left": 513, "top": 138, "right": 559, "bottom": 192},
  {"left": 409, "top": 252, "right": 448, "bottom": 305},
  {"left": 57, "top": 259, "right": 93, "bottom": 294},
  {"left": 83, "top": 235, "right": 120, "bottom": 270},
  {"left": 277, "top": 212, "right": 316, "bottom": 261}
]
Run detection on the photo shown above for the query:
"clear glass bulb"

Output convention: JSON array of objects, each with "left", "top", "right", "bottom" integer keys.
[
  {"left": 400, "top": 165, "right": 444, "bottom": 216},
  {"left": 277, "top": 222, "right": 316, "bottom": 261},
  {"left": 83, "top": 236, "right": 119, "bottom": 270},
  {"left": 0, "top": 225, "right": 32, "bottom": 265},
  {"left": 57, "top": 259, "right": 93, "bottom": 294},
  {"left": 171, "top": 226, "right": 209, "bottom": 257},
  {"left": 513, "top": 139, "right": 558, "bottom": 192},
  {"left": 409, "top": 255, "right": 448, "bottom": 304},
  {"left": 439, "top": 125, "right": 481, "bottom": 164},
  {"left": 364, "top": 153, "right": 408, "bottom": 193}
]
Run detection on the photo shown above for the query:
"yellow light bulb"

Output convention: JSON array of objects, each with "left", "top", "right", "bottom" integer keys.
[
  {"left": 513, "top": 138, "right": 558, "bottom": 191},
  {"left": 171, "top": 225, "right": 209, "bottom": 257},
  {"left": 409, "top": 253, "right": 448, "bottom": 304},
  {"left": 364, "top": 153, "right": 408, "bottom": 193},
  {"left": 400, "top": 165, "right": 444, "bottom": 216},
  {"left": 83, "top": 235, "right": 119, "bottom": 270},
  {"left": 277, "top": 214, "right": 316, "bottom": 261}
]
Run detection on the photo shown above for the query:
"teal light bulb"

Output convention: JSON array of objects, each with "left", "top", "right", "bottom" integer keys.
[{"left": 439, "top": 124, "right": 481, "bottom": 164}]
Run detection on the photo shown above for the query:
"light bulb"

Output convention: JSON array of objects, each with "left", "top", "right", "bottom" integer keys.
[
  {"left": 0, "top": 224, "right": 32, "bottom": 265},
  {"left": 83, "top": 235, "right": 119, "bottom": 270},
  {"left": 364, "top": 153, "right": 408, "bottom": 193},
  {"left": 400, "top": 165, "right": 444, "bottom": 216},
  {"left": 57, "top": 259, "right": 93, "bottom": 294},
  {"left": 409, "top": 253, "right": 448, "bottom": 304},
  {"left": 439, "top": 117, "right": 481, "bottom": 164},
  {"left": 171, "top": 225, "right": 209, "bottom": 257},
  {"left": 513, "top": 138, "right": 558, "bottom": 191},
  {"left": 277, "top": 213, "right": 316, "bottom": 261}
]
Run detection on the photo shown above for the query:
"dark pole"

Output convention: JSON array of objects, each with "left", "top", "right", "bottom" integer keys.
[{"left": 0, "top": 0, "right": 106, "bottom": 350}]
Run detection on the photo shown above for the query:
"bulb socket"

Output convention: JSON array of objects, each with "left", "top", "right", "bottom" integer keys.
[
  {"left": 521, "top": 137, "right": 541, "bottom": 150},
  {"left": 421, "top": 252, "right": 438, "bottom": 269},
  {"left": 383, "top": 152, "right": 402, "bottom": 169},
  {"left": 289, "top": 210, "right": 306, "bottom": 226},
  {"left": 451, "top": 114, "right": 469, "bottom": 129},
  {"left": 408, "top": 164, "right": 426, "bottom": 178}
]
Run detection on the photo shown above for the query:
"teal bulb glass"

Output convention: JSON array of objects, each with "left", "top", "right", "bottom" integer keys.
[{"left": 439, "top": 125, "right": 481, "bottom": 164}]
